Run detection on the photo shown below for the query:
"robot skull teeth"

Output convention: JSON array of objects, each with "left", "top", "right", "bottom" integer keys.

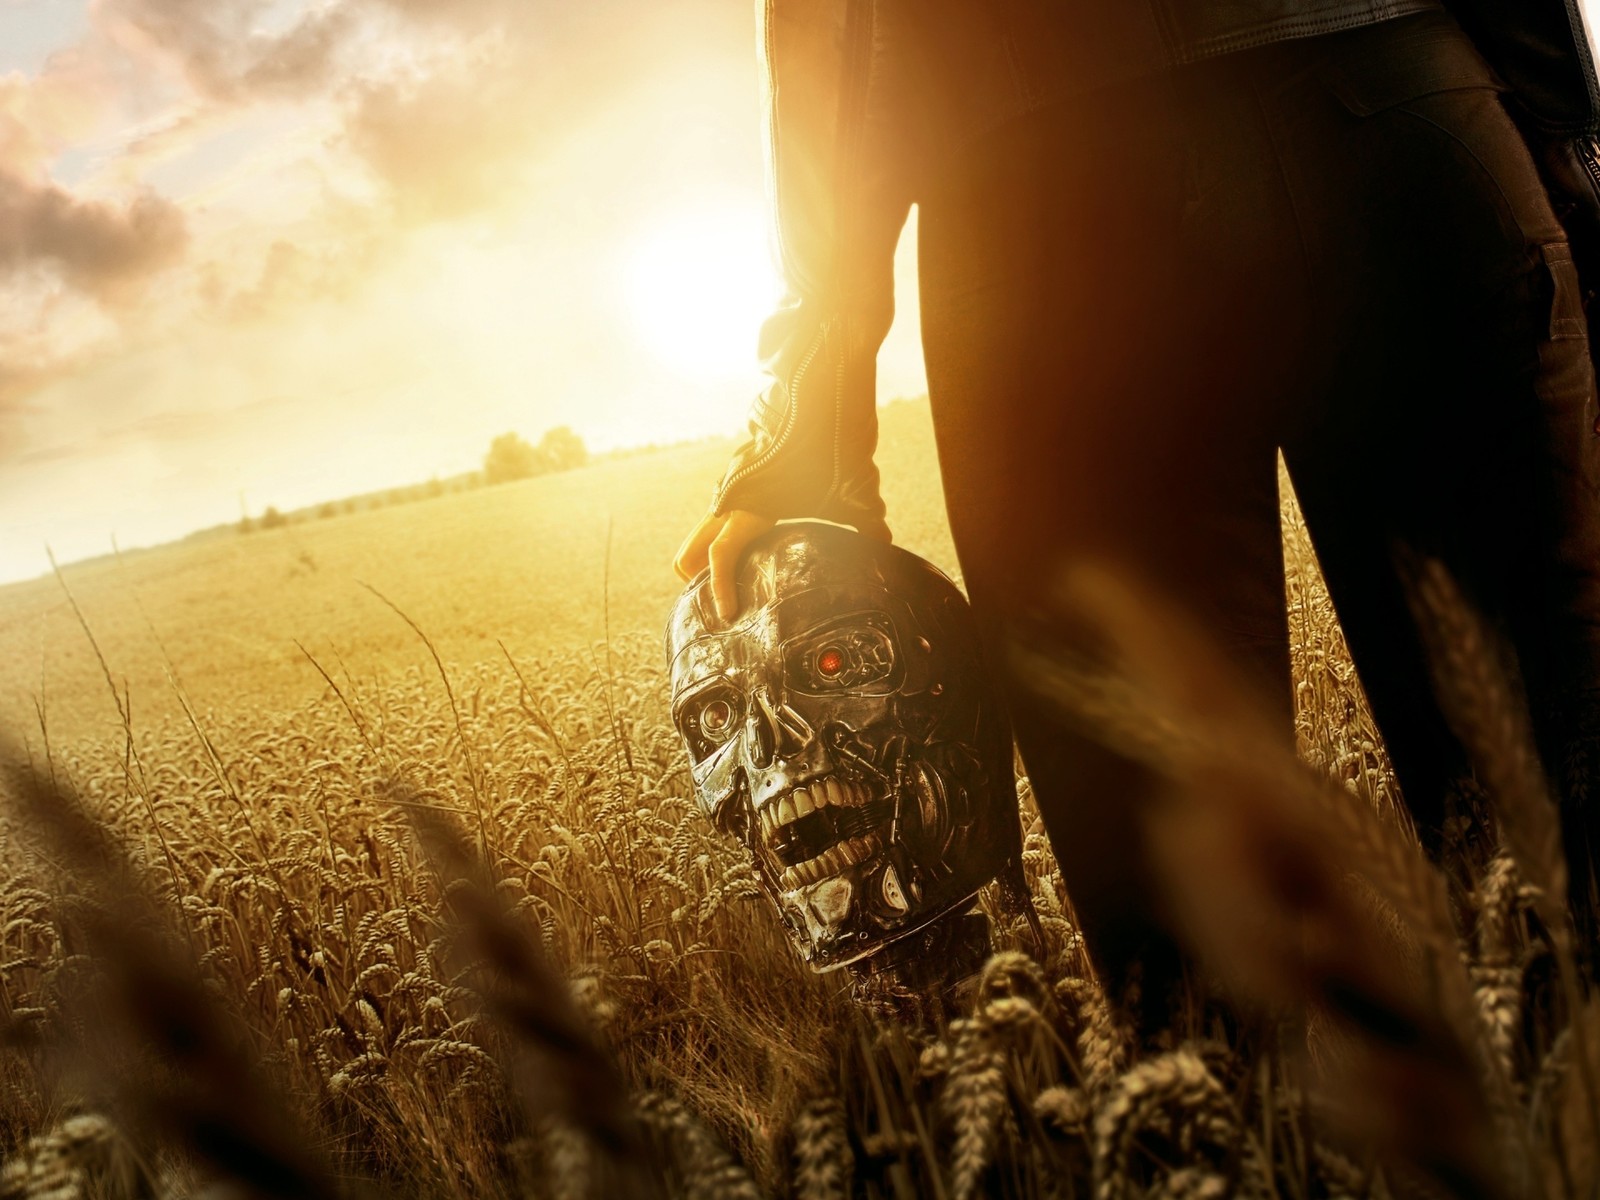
[
  {"left": 664, "top": 522, "right": 1023, "bottom": 973},
  {"left": 762, "top": 775, "right": 895, "bottom": 876}
]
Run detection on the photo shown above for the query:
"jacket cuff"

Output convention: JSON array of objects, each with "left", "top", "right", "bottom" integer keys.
[{"left": 711, "top": 319, "right": 886, "bottom": 530}]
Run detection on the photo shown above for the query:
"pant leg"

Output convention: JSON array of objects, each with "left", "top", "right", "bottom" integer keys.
[
  {"left": 916, "top": 69, "right": 1307, "bottom": 1006},
  {"left": 1271, "top": 14, "right": 1600, "bottom": 924}
]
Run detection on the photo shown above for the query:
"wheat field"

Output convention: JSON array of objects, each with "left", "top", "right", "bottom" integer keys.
[{"left": 0, "top": 399, "right": 1593, "bottom": 1199}]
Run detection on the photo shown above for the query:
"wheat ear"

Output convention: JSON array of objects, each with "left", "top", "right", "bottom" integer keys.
[
  {"left": 1012, "top": 564, "right": 1505, "bottom": 1199},
  {"left": 0, "top": 749, "right": 345, "bottom": 1199}
]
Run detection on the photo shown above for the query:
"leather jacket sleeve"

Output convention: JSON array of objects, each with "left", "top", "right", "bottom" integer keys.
[{"left": 711, "top": 0, "right": 914, "bottom": 529}]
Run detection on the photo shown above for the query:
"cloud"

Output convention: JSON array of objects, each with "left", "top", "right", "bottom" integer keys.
[
  {"left": 0, "top": 32, "right": 124, "bottom": 179},
  {"left": 337, "top": 2, "right": 746, "bottom": 227},
  {"left": 0, "top": 167, "right": 187, "bottom": 300},
  {"left": 12, "top": 385, "right": 308, "bottom": 467},
  {"left": 215, "top": 215, "right": 385, "bottom": 320},
  {"left": 98, "top": 0, "right": 268, "bottom": 102},
  {"left": 341, "top": 48, "right": 537, "bottom": 224},
  {"left": 241, "top": 7, "right": 361, "bottom": 97},
  {"left": 0, "top": 0, "right": 764, "bottom": 489},
  {"left": 0, "top": 363, "right": 45, "bottom": 458},
  {"left": 94, "top": 0, "right": 507, "bottom": 110}
]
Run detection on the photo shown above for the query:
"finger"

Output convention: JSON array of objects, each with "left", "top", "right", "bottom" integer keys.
[
  {"left": 674, "top": 511, "right": 725, "bottom": 582},
  {"left": 707, "top": 510, "right": 774, "bottom": 622}
]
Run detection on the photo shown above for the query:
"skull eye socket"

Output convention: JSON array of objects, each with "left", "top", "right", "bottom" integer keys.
[
  {"left": 787, "top": 618, "right": 898, "bottom": 693},
  {"left": 700, "top": 698, "right": 735, "bottom": 738},
  {"left": 677, "top": 686, "right": 744, "bottom": 758}
]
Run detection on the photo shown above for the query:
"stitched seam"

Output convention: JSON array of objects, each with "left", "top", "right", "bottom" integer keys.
[
  {"left": 1389, "top": 104, "right": 1523, "bottom": 253},
  {"left": 1562, "top": 0, "right": 1600, "bottom": 136},
  {"left": 1171, "top": 3, "right": 1438, "bottom": 64}
]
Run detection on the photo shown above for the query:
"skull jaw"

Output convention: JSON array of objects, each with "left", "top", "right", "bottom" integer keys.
[
  {"left": 756, "top": 747, "right": 1008, "bottom": 973},
  {"left": 773, "top": 838, "right": 993, "bottom": 973}
]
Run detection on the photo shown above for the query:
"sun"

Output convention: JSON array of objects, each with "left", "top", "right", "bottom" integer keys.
[{"left": 621, "top": 206, "right": 782, "bottom": 376}]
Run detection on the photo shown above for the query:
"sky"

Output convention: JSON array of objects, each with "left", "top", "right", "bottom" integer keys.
[{"left": 0, "top": 0, "right": 930, "bottom": 584}]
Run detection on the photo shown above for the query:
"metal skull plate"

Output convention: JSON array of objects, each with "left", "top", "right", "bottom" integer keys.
[{"left": 665, "top": 522, "right": 1022, "bottom": 972}]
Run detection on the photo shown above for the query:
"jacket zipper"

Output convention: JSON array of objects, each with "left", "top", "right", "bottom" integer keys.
[
  {"left": 717, "top": 320, "right": 831, "bottom": 506},
  {"left": 1578, "top": 134, "right": 1600, "bottom": 198},
  {"left": 1575, "top": 137, "right": 1600, "bottom": 313}
]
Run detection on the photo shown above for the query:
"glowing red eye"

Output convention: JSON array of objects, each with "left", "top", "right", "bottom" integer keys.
[{"left": 817, "top": 648, "right": 844, "bottom": 677}]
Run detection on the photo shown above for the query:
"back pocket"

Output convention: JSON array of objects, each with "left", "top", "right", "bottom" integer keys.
[{"left": 1326, "top": 18, "right": 1508, "bottom": 117}]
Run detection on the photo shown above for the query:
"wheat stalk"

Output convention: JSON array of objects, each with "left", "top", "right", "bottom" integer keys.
[
  {"left": 1091, "top": 1047, "right": 1235, "bottom": 1200},
  {"left": 1403, "top": 557, "right": 1567, "bottom": 930},
  {"left": 1014, "top": 564, "right": 1505, "bottom": 1198},
  {"left": 634, "top": 1090, "right": 762, "bottom": 1200},
  {"left": 0, "top": 750, "right": 344, "bottom": 1199},
  {"left": 789, "top": 1096, "right": 852, "bottom": 1200}
]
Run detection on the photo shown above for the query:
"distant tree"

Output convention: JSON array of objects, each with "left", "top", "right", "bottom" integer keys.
[
  {"left": 484, "top": 431, "right": 542, "bottom": 484},
  {"left": 426, "top": 476, "right": 445, "bottom": 499},
  {"left": 238, "top": 516, "right": 254, "bottom": 534},
  {"left": 319, "top": 501, "right": 339, "bottom": 519},
  {"left": 260, "top": 505, "right": 288, "bottom": 530},
  {"left": 344, "top": 498, "right": 360, "bottom": 514},
  {"left": 537, "top": 426, "right": 588, "bottom": 473}
]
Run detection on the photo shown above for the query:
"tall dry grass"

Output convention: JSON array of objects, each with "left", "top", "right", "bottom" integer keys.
[{"left": 0, "top": 485, "right": 1596, "bottom": 1198}]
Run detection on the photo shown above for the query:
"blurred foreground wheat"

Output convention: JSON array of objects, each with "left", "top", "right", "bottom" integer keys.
[{"left": 0, "top": 484, "right": 1596, "bottom": 1198}]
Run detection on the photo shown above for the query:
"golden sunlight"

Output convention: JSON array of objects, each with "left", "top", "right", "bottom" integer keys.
[{"left": 621, "top": 206, "right": 781, "bottom": 375}]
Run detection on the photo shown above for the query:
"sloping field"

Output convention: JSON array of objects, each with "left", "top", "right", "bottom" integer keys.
[
  {"left": 0, "top": 400, "right": 954, "bottom": 746},
  {"left": 0, "top": 397, "right": 1585, "bottom": 1200}
]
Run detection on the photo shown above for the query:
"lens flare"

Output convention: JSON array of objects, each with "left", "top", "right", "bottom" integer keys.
[{"left": 621, "top": 207, "right": 780, "bottom": 375}]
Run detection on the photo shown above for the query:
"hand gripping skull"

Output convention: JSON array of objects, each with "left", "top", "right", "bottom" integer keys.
[{"left": 665, "top": 522, "right": 1025, "bottom": 972}]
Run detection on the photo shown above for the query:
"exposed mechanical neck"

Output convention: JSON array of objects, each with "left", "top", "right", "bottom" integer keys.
[{"left": 843, "top": 908, "right": 992, "bottom": 1024}]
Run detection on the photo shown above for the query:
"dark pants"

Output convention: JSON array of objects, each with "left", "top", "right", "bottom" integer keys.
[{"left": 917, "top": 11, "right": 1600, "bottom": 994}]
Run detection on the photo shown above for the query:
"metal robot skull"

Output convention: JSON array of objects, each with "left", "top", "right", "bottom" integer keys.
[{"left": 665, "top": 522, "right": 1027, "bottom": 976}]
